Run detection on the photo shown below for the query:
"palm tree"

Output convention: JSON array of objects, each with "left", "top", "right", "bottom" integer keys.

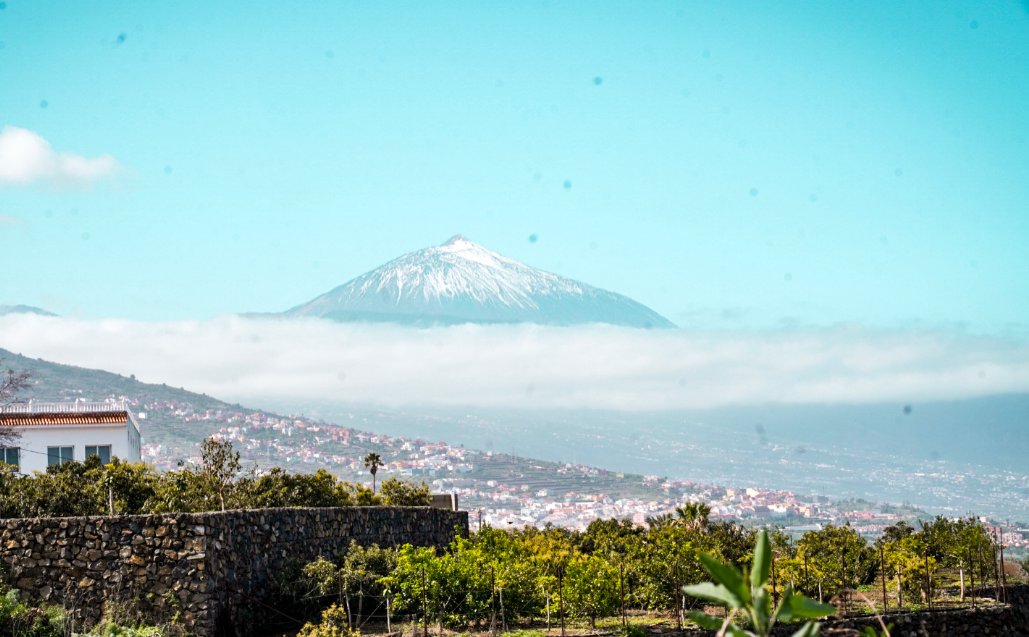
[
  {"left": 675, "top": 501, "right": 711, "bottom": 532},
  {"left": 363, "top": 453, "right": 382, "bottom": 493},
  {"left": 645, "top": 513, "right": 676, "bottom": 530}
]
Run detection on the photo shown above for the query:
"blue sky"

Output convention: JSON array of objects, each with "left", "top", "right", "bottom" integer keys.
[{"left": 1, "top": 1, "right": 1028, "bottom": 333}]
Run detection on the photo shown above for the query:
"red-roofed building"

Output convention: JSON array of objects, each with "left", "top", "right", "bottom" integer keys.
[{"left": 0, "top": 401, "right": 142, "bottom": 473}]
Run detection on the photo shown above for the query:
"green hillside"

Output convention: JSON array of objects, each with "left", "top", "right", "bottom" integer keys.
[
  {"left": 3, "top": 347, "right": 238, "bottom": 452},
  {"left": 0, "top": 348, "right": 688, "bottom": 511}
]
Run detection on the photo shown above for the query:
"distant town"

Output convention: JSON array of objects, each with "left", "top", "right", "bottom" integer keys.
[{"left": 132, "top": 396, "right": 1029, "bottom": 557}]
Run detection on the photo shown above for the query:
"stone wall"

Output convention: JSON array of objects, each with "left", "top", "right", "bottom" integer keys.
[
  {"left": 670, "top": 584, "right": 1029, "bottom": 636},
  {"left": 816, "top": 584, "right": 1029, "bottom": 636},
  {"left": 0, "top": 506, "right": 467, "bottom": 636},
  {"left": 818, "top": 604, "right": 1027, "bottom": 636}
]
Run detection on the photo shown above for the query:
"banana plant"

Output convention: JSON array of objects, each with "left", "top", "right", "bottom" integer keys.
[{"left": 684, "top": 529, "right": 836, "bottom": 637}]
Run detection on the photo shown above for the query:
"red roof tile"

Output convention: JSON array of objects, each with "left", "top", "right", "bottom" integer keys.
[{"left": 0, "top": 411, "right": 129, "bottom": 426}]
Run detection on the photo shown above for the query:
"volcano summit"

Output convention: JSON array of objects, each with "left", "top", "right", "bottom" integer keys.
[{"left": 283, "top": 235, "right": 673, "bottom": 328}]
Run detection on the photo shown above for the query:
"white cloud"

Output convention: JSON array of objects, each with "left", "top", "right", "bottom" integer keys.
[
  {"left": 0, "top": 315, "right": 1026, "bottom": 410},
  {"left": 0, "top": 126, "right": 120, "bottom": 188}
]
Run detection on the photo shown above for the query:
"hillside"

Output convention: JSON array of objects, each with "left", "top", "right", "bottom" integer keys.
[
  {"left": 0, "top": 305, "right": 56, "bottom": 317},
  {"left": 0, "top": 348, "right": 695, "bottom": 519}
]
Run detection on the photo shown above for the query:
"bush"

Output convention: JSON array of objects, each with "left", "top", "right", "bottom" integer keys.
[
  {"left": 90, "top": 623, "right": 164, "bottom": 636},
  {"left": 296, "top": 604, "right": 360, "bottom": 637},
  {"left": 378, "top": 477, "right": 431, "bottom": 506},
  {"left": 0, "top": 586, "right": 66, "bottom": 637}
]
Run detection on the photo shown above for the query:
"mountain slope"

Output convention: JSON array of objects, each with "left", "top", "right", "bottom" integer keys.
[
  {"left": 0, "top": 347, "right": 685, "bottom": 508},
  {"left": 0, "top": 305, "right": 56, "bottom": 317},
  {"left": 5, "top": 348, "right": 1011, "bottom": 520},
  {"left": 283, "top": 235, "right": 674, "bottom": 328}
]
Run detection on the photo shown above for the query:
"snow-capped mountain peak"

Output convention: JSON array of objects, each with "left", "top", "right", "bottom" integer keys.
[
  {"left": 434, "top": 234, "right": 511, "bottom": 269},
  {"left": 283, "top": 236, "right": 673, "bottom": 328}
]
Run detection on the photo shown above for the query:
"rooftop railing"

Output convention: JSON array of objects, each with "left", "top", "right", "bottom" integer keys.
[{"left": 0, "top": 400, "right": 128, "bottom": 414}]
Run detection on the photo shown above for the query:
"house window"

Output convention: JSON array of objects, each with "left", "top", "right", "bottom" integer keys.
[
  {"left": 85, "top": 445, "right": 112, "bottom": 464},
  {"left": 47, "top": 446, "right": 74, "bottom": 467},
  {"left": 0, "top": 447, "right": 18, "bottom": 470}
]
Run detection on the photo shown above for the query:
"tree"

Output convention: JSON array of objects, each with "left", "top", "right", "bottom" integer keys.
[
  {"left": 676, "top": 501, "right": 712, "bottom": 532},
  {"left": 0, "top": 363, "right": 30, "bottom": 446},
  {"left": 631, "top": 524, "right": 706, "bottom": 612},
  {"left": 701, "top": 521, "right": 757, "bottom": 570},
  {"left": 877, "top": 517, "right": 995, "bottom": 605},
  {"left": 787, "top": 525, "right": 872, "bottom": 601},
  {"left": 380, "top": 544, "right": 478, "bottom": 629},
  {"left": 579, "top": 517, "right": 644, "bottom": 557},
  {"left": 0, "top": 365, "right": 29, "bottom": 406},
  {"left": 378, "top": 477, "right": 430, "bottom": 506},
  {"left": 302, "top": 542, "right": 398, "bottom": 629},
  {"left": 200, "top": 437, "right": 241, "bottom": 511},
  {"left": 363, "top": 453, "right": 382, "bottom": 494},
  {"left": 563, "top": 554, "right": 620, "bottom": 629},
  {"left": 103, "top": 457, "right": 159, "bottom": 514},
  {"left": 645, "top": 512, "right": 676, "bottom": 530}
]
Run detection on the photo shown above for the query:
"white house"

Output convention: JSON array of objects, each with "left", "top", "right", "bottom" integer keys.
[{"left": 0, "top": 401, "right": 142, "bottom": 473}]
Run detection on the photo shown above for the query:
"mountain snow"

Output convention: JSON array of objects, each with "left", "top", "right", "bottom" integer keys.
[{"left": 284, "top": 235, "right": 674, "bottom": 328}]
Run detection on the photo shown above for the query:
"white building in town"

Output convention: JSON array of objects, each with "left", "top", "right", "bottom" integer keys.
[{"left": 0, "top": 401, "right": 142, "bottom": 473}]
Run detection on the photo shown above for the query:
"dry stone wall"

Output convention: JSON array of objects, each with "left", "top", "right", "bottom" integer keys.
[
  {"left": 802, "top": 584, "right": 1029, "bottom": 636},
  {"left": 818, "top": 604, "right": 1024, "bottom": 636},
  {"left": 0, "top": 507, "right": 467, "bottom": 636},
  {"left": 665, "top": 585, "right": 1029, "bottom": 637}
]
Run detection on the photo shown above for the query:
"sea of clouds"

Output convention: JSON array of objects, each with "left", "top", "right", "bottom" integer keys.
[{"left": 1, "top": 314, "right": 1027, "bottom": 410}]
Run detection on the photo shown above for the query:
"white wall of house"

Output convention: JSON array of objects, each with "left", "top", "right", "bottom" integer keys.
[{"left": 9, "top": 422, "right": 141, "bottom": 474}]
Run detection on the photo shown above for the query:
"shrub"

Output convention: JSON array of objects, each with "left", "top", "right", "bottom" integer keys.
[{"left": 296, "top": 604, "right": 360, "bottom": 637}]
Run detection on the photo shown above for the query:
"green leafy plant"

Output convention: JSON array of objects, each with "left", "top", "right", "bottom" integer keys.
[
  {"left": 0, "top": 586, "right": 67, "bottom": 637},
  {"left": 91, "top": 622, "right": 164, "bottom": 636},
  {"left": 620, "top": 623, "right": 649, "bottom": 637},
  {"left": 684, "top": 529, "right": 835, "bottom": 637},
  {"left": 296, "top": 603, "right": 360, "bottom": 637}
]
